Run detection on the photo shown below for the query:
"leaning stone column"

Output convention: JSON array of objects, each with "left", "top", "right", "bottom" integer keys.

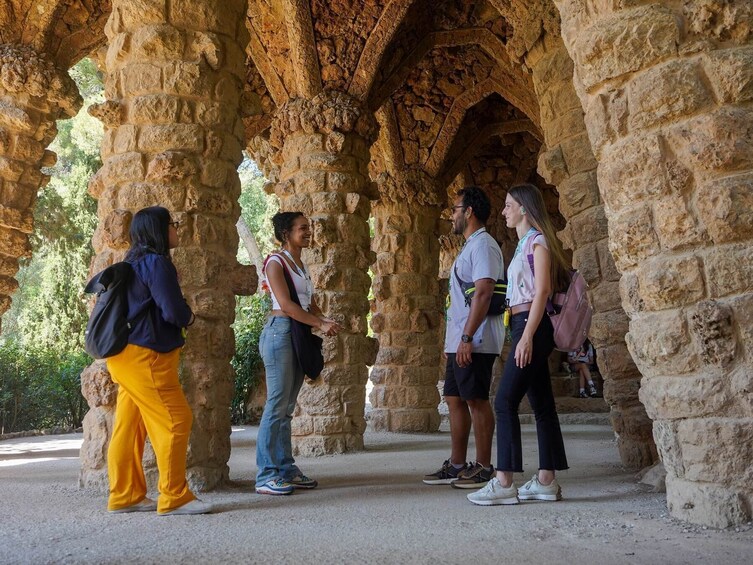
[
  {"left": 79, "top": 0, "right": 253, "bottom": 491},
  {"left": 0, "top": 44, "right": 81, "bottom": 326},
  {"left": 556, "top": 1, "right": 753, "bottom": 527},
  {"left": 529, "top": 39, "right": 656, "bottom": 470},
  {"left": 369, "top": 170, "right": 443, "bottom": 432},
  {"left": 267, "top": 91, "right": 379, "bottom": 455}
]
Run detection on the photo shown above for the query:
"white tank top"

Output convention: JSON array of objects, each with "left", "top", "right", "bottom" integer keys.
[{"left": 263, "top": 253, "right": 313, "bottom": 311}]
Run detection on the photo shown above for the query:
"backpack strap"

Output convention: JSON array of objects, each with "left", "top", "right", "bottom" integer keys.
[{"left": 524, "top": 232, "right": 557, "bottom": 315}]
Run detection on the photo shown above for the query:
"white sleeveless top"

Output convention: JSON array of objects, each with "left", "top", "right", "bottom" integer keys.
[
  {"left": 506, "top": 230, "right": 548, "bottom": 307},
  {"left": 263, "top": 253, "right": 313, "bottom": 311}
]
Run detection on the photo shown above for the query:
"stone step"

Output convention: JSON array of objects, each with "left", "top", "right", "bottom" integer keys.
[{"left": 519, "top": 395, "right": 609, "bottom": 414}]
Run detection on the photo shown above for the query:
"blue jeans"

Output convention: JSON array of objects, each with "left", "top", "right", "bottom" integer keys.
[{"left": 256, "top": 316, "right": 305, "bottom": 484}]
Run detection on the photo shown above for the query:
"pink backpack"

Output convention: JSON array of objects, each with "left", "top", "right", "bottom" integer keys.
[{"left": 526, "top": 234, "right": 593, "bottom": 352}]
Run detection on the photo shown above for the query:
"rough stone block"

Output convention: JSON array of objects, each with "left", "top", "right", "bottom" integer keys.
[
  {"left": 569, "top": 205, "right": 608, "bottom": 247},
  {"left": 626, "top": 311, "right": 698, "bottom": 377},
  {"left": 703, "top": 243, "right": 753, "bottom": 298},
  {"left": 139, "top": 124, "right": 204, "bottom": 152},
  {"left": 146, "top": 151, "right": 197, "bottom": 182},
  {"left": 639, "top": 255, "right": 705, "bottom": 310},
  {"left": 704, "top": 46, "right": 753, "bottom": 104},
  {"left": 628, "top": 59, "right": 712, "bottom": 130},
  {"left": 122, "top": 63, "right": 162, "bottom": 96},
  {"left": 131, "top": 24, "right": 185, "bottom": 61},
  {"left": 559, "top": 132, "right": 598, "bottom": 176},
  {"left": 695, "top": 173, "right": 753, "bottom": 244},
  {"left": 666, "top": 474, "right": 750, "bottom": 529},
  {"left": 130, "top": 94, "right": 180, "bottom": 124},
  {"left": 557, "top": 171, "right": 600, "bottom": 219},
  {"left": 537, "top": 145, "right": 568, "bottom": 185},
  {"left": 573, "top": 6, "right": 678, "bottom": 90},
  {"left": 117, "top": 182, "right": 186, "bottom": 212},
  {"left": 113, "top": 124, "right": 139, "bottom": 154},
  {"left": 113, "top": 0, "right": 166, "bottom": 33},
  {"left": 607, "top": 204, "right": 659, "bottom": 270},
  {"left": 667, "top": 107, "right": 753, "bottom": 176},
  {"left": 652, "top": 195, "right": 704, "bottom": 251},
  {"left": 598, "top": 343, "right": 642, "bottom": 381},
  {"left": 162, "top": 61, "right": 212, "bottom": 97},
  {"left": 640, "top": 363, "right": 730, "bottom": 418},
  {"left": 584, "top": 88, "right": 628, "bottom": 158},
  {"left": 598, "top": 134, "right": 668, "bottom": 212},
  {"left": 589, "top": 309, "right": 629, "bottom": 348}
]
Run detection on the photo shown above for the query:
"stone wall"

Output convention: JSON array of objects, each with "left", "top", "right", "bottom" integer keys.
[
  {"left": 555, "top": 0, "right": 753, "bottom": 527},
  {"left": 0, "top": 44, "right": 81, "bottom": 327}
]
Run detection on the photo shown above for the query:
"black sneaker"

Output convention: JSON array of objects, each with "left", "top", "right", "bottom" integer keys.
[
  {"left": 588, "top": 384, "right": 600, "bottom": 398},
  {"left": 451, "top": 462, "right": 494, "bottom": 489},
  {"left": 423, "top": 459, "right": 468, "bottom": 485}
]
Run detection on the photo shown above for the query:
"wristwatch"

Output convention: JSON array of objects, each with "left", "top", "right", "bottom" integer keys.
[{"left": 461, "top": 334, "right": 472, "bottom": 343}]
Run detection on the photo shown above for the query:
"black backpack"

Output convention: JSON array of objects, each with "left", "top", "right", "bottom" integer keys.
[{"left": 83, "top": 262, "right": 147, "bottom": 359}]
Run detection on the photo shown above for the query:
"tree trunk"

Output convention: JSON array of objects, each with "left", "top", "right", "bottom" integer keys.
[{"left": 236, "top": 217, "right": 264, "bottom": 291}]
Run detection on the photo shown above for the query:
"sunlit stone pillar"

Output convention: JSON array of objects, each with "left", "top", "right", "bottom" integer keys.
[
  {"left": 79, "top": 0, "right": 253, "bottom": 491},
  {"left": 556, "top": 0, "right": 753, "bottom": 527},
  {"left": 267, "top": 91, "right": 379, "bottom": 455},
  {"left": 369, "top": 169, "right": 443, "bottom": 432},
  {"left": 0, "top": 44, "right": 81, "bottom": 326}
]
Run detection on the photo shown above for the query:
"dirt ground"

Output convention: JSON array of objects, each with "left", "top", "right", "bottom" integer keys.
[{"left": 1, "top": 424, "right": 751, "bottom": 564}]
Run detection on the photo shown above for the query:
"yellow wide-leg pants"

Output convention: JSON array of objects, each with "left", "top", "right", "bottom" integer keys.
[{"left": 106, "top": 344, "right": 196, "bottom": 514}]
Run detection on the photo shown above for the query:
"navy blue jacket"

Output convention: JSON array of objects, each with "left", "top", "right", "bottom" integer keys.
[{"left": 127, "top": 253, "right": 193, "bottom": 353}]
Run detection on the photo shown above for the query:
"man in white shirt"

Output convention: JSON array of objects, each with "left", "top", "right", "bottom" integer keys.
[{"left": 423, "top": 186, "right": 505, "bottom": 489}]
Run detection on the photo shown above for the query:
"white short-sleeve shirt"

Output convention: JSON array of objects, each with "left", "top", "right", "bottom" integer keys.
[{"left": 444, "top": 228, "right": 506, "bottom": 354}]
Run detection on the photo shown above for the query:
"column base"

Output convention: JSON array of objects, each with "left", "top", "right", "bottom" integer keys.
[
  {"left": 666, "top": 474, "right": 751, "bottom": 528},
  {"left": 369, "top": 408, "right": 440, "bottom": 433}
]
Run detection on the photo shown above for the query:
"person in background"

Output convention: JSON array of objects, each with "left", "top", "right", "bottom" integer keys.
[
  {"left": 107, "top": 206, "right": 211, "bottom": 516},
  {"left": 256, "top": 212, "right": 341, "bottom": 495},
  {"left": 568, "top": 340, "right": 599, "bottom": 398}
]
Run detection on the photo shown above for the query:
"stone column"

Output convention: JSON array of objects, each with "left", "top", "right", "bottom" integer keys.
[
  {"left": 0, "top": 44, "right": 81, "bottom": 325},
  {"left": 529, "top": 39, "right": 656, "bottom": 470},
  {"left": 79, "top": 0, "right": 253, "bottom": 491},
  {"left": 556, "top": 1, "right": 753, "bottom": 527},
  {"left": 267, "top": 91, "right": 379, "bottom": 455},
  {"left": 369, "top": 169, "right": 443, "bottom": 432}
]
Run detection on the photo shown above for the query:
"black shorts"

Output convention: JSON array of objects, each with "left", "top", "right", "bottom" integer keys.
[{"left": 443, "top": 353, "right": 497, "bottom": 401}]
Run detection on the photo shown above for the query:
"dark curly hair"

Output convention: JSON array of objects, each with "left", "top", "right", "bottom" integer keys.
[
  {"left": 457, "top": 185, "right": 492, "bottom": 223},
  {"left": 271, "top": 211, "right": 305, "bottom": 244}
]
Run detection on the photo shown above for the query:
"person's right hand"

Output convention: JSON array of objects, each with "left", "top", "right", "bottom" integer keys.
[{"left": 320, "top": 318, "right": 341, "bottom": 337}]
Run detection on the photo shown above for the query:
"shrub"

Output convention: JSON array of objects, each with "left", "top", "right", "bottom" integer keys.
[
  {"left": 0, "top": 342, "right": 88, "bottom": 434},
  {"left": 231, "top": 293, "right": 271, "bottom": 424}
]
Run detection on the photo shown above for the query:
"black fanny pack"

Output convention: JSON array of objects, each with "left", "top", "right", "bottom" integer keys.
[{"left": 453, "top": 265, "right": 507, "bottom": 316}]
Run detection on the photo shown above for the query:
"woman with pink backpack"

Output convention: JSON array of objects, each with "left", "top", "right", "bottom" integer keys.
[{"left": 467, "top": 183, "right": 570, "bottom": 506}]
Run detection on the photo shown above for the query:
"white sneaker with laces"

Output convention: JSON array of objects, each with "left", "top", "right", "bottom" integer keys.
[
  {"left": 518, "top": 475, "right": 562, "bottom": 501},
  {"left": 466, "top": 478, "right": 519, "bottom": 506},
  {"left": 159, "top": 499, "right": 213, "bottom": 516}
]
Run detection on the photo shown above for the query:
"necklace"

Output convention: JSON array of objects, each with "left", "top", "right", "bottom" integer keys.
[{"left": 513, "top": 227, "right": 538, "bottom": 259}]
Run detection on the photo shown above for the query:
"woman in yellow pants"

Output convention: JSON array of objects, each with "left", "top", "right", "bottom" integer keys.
[{"left": 106, "top": 206, "right": 211, "bottom": 516}]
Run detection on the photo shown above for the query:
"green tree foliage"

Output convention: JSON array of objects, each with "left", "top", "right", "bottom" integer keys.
[
  {"left": 237, "top": 156, "right": 278, "bottom": 260},
  {"left": 0, "top": 343, "right": 88, "bottom": 433}
]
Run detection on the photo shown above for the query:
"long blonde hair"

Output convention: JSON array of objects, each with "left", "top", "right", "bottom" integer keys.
[{"left": 508, "top": 183, "right": 570, "bottom": 292}]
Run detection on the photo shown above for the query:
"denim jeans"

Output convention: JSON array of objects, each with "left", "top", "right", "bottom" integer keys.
[
  {"left": 256, "top": 316, "right": 305, "bottom": 484},
  {"left": 494, "top": 312, "right": 568, "bottom": 473}
]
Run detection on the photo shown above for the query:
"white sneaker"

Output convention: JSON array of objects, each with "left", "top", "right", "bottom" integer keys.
[
  {"left": 518, "top": 475, "right": 562, "bottom": 501},
  {"left": 466, "top": 478, "right": 519, "bottom": 506},
  {"left": 159, "top": 499, "right": 213, "bottom": 516},
  {"left": 108, "top": 497, "right": 157, "bottom": 514}
]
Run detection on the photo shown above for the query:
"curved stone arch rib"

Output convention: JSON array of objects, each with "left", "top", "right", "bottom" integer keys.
[
  {"left": 247, "top": 27, "right": 289, "bottom": 107},
  {"left": 370, "top": 27, "right": 521, "bottom": 110},
  {"left": 282, "top": 0, "right": 322, "bottom": 98},
  {"left": 424, "top": 78, "right": 499, "bottom": 177},
  {"left": 348, "top": 0, "right": 419, "bottom": 101},
  {"left": 22, "top": 0, "right": 65, "bottom": 54},
  {"left": 374, "top": 100, "right": 405, "bottom": 174},
  {"left": 439, "top": 119, "right": 538, "bottom": 186}
]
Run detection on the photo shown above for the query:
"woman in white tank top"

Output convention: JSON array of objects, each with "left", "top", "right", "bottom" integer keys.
[{"left": 255, "top": 212, "right": 340, "bottom": 495}]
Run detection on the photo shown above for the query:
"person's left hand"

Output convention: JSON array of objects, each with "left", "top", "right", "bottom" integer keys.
[{"left": 456, "top": 341, "right": 472, "bottom": 368}]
